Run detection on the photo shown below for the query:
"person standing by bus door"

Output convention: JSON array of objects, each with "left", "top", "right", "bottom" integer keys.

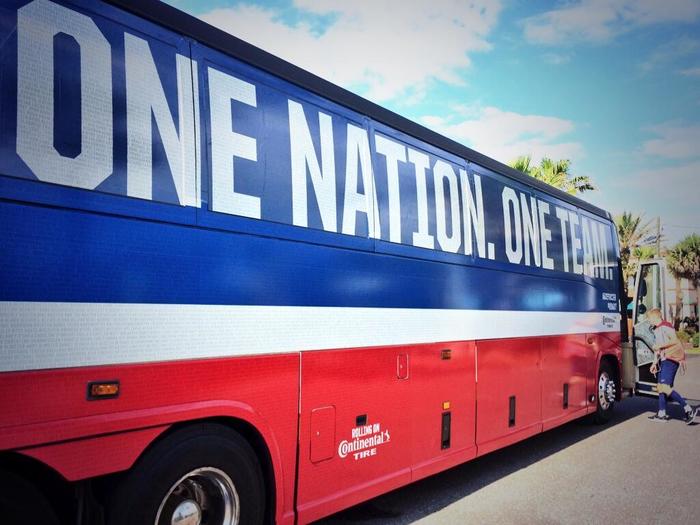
[{"left": 647, "top": 308, "right": 697, "bottom": 424}]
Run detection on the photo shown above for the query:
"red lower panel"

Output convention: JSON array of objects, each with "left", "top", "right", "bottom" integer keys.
[
  {"left": 409, "top": 342, "right": 477, "bottom": 478},
  {"left": 540, "top": 334, "right": 591, "bottom": 424},
  {"left": 22, "top": 426, "right": 168, "bottom": 480},
  {"left": 1, "top": 333, "right": 620, "bottom": 525},
  {"left": 0, "top": 354, "right": 299, "bottom": 525},
  {"left": 476, "top": 337, "right": 542, "bottom": 450},
  {"left": 297, "top": 345, "right": 413, "bottom": 523},
  {"left": 297, "top": 341, "right": 477, "bottom": 524}
]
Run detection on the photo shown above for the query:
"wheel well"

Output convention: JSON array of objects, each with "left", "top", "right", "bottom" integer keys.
[
  {"left": 0, "top": 451, "right": 74, "bottom": 524},
  {"left": 600, "top": 354, "right": 621, "bottom": 401},
  {"left": 126, "top": 416, "right": 277, "bottom": 525}
]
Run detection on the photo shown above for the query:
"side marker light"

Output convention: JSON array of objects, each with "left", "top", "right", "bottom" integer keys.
[{"left": 87, "top": 381, "right": 120, "bottom": 400}]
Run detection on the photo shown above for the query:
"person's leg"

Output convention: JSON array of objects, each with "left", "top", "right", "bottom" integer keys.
[
  {"left": 668, "top": 389, "right": 687, "bottom": 409},
  {"left": 658, "top": 392, "right": 667, "bottom": 415},
  {"left": 656, "top": 360, "right": 676, "bottom": 417},
  {"left": 650, "top": 391, "right": 670, "bottom": 420},
  {"left": 660, "top": 360, "right": 694, "bottom": 421}
]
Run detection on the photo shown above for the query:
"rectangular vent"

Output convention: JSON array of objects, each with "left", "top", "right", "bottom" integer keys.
[
  {"left": 508, "top": 395, "right": 516, "bottom": 427},
  {"left": 441, "top": 412, "right": 451, "bottom": 449}
]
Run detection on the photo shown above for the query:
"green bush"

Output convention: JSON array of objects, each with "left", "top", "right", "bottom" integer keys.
[
  {"left": 694, "top": 332, "right": 699, "bottom": 348},
  {"left": 677, "top": 330, "right": 691, "bottom": 343}
]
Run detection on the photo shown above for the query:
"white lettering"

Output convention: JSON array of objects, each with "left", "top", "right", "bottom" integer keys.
[
  {"left": 520, "top": 193, "right": 540, "bottom": 267},
  {"left": 582, "top": 218, "right": 594, "bottom": 277},
  {"left": 408, "top": 149, "right": 434, "bottom": 249},
  {"left": 375, "top": 135, "right": 406, "bottom": 243},
  {"left": 600, "top": 223, "right": 611, "bottom": 280},
  {"left": 555, "top": 207, "right": 570, "bottom": 273},
  {"left": 538, "top": 201, "right": 554, "bottom": 270},
  {"left": 208, "top": 68, "right": 260, "bottom": 218},
  {"left": 590, "top": 220, "right": 602, "bottom": 278},
  {"left": 288, "top": 100, "right": 337, "bottom": 231},
  {"left": 342, "top": 124, "right": 380, "bottom": 239},
  {"left": 433, "top": 160, "right": 461, "bottom": 253},
  {"left": 125, "top": 34, "right": 199, "bottom": 206},
  {"left": 568, "top": 211, "right": 583, "bottom": 275},
  {"left": 503, "top": 187, "right": 523, "bottom": 264},
  {"left": 459, "top": 170, "right": 486, "bottom": 258},
  {"left": 17, "top": 0, "right": 112, "bottom": 189}
]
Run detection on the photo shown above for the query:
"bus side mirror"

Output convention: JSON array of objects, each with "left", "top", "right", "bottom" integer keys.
[
  {"left": 637, "top": 304, "right": 647, "bottom": 316},
  {"left": 638, "top": 279, "right": 647, "bottom": 298}
]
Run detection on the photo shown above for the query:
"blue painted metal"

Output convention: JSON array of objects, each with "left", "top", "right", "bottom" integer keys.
[{"left": 0, "top": 0, "right": 621, "bottom": 314}]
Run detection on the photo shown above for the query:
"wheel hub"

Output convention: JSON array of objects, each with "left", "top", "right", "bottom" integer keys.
[
  {"left": 604, "top": 380, "right": 616, "bottom": 403},
  {"left": 171, "top": 500, "right": 201, "bottom": 525},
  {"left": 598, "top": 371, "right": 616, "bottom": 410},
  {"left": 156, "top": 467, "right": 239, "bottom": 525}
]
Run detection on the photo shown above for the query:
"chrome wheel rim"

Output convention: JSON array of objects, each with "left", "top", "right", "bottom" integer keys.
[
  {"left": 598, "top": 371, "right": 615, "bottom": 410},
  {"left": 155, "top": 467, "right": 239, "bottom": 525}
]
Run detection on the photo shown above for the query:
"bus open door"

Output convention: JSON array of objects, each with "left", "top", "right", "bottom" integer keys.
[{"left": 628, "top": 260, "right": 667, "bottom": 397}]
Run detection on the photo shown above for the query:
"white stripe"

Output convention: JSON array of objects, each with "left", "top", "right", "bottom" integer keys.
[{"left": 0, "top": 302, "right": 620, "bottom": 372}]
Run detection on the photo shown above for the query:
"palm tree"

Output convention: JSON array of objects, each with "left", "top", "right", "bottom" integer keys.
[
  {"left": 510, "top": 155, "right": 534, "bottom": 176},
  {"left": 666, "top": 234, "right": 700, "bottom": 331},
  {"left": 614, "top": 212, "right": 656, "bottom": 297},
  {"left": 508, "top": 155, "right": 595, "bottom": 195},
  {"left": 667, "top": 234, "right": 700, "bottom": 287}
]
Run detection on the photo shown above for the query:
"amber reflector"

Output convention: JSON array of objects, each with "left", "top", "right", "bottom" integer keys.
[{"left": 87, "top": 381, "right": 120, "bottom": 400}]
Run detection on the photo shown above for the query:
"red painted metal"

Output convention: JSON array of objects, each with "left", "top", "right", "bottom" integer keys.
[
  {"left": 475, "top": 336, "right": 542, "bottom": 452},
  {"left": 408, "top": 342, "right": 477, "bottom": 480},
  {"left": 21, "top": 426, "right": 168, "bottom": 481},
  {"left": 540, "top": 334, "right": 590, "bottom": 427},
  {"left": 0, "top": 354, "right": 299, "bottom": 525},
  {"left": 0, "top": 333, "right": 621, "bottom": 524}
]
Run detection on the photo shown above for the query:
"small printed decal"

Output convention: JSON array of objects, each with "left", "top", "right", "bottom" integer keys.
[
  {"left": 602, "top": 315, "right": 617, "bottom": 328},
  {"left": 338, "top": 422, "right": 391, "bottom": 461}
]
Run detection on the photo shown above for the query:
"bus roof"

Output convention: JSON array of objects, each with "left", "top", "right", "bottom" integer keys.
[{"left": 107, "top": 0, "right": 612, "bottom": 222}]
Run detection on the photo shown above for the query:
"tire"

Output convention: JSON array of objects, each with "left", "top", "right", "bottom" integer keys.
[
  {"left": 107, "top": 423, "right": 265, "bottom": 525},
  {"left": 593, "top": 361, "right": 616, "bottom": 424},
  {"left": 0, "top": 469, "right": 60, "bottom": 525}
]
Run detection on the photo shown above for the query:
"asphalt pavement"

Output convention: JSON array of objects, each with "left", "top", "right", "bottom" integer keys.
[{"left": 318, "top": 355, "right": 700, "bottom": 525}]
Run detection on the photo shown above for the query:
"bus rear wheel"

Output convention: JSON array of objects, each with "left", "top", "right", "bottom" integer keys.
[
  {"left": 593, "top": 361, "right": 616, "bottom": 424},
  {"left": 107, "top": 423, "right": 265, "bottom": 525}
]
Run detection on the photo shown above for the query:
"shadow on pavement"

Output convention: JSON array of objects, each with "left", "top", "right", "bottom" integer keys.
[{"left": 316, "top": 396, "right": 657, "bottom": 524}]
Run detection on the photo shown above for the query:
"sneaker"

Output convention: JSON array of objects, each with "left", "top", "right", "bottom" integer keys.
[
  {"left": 684, "top": 407, "right": 697, "bottom": 425},
  {"left": 648, "top": 414, "right": 670, "bottom": 422}
]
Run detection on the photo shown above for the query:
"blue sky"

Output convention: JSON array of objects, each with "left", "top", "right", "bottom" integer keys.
[{"left": 166, "top": 0, "right": 700, "bottom": 244}]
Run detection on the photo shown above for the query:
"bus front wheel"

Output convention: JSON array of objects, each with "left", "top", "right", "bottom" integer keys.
[
  {"left": 107, "top": 423, "right": 265, "bottom": 525},
  {"left": 593, "top": 361, "right": 616, "bottom": 424}
]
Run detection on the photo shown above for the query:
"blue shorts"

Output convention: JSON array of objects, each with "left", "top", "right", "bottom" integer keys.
[{"left": 658, "top": 359, "right": 679, "bottom": 388}]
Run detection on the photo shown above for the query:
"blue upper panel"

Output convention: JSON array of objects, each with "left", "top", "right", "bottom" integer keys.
[{"left": 0, "top": 0, "right": 621, "bottom": 313}]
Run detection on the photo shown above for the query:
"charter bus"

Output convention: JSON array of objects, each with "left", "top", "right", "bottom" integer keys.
[{"left": 0, "top": 1, "right": 631, "bottom": 524}]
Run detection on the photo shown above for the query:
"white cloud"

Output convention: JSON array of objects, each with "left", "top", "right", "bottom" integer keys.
[
  {"left": 420, "top": 106, "right": 584, "bottom": 165},
  {"left": 620, "top": 161, "right": 700, "bottom": 242},
  {"left": 680, "top": 66, "right": 700, "bottom": 76},
  {"left": 642, "top": 123, "right": 700, "bottom": 160},
  {"left": 640, "top": 37, "right": 700, "bottom": 73},
  {"left": 522, "top": 0, "right": 700, "bottom": 45},
  {"left": 197, "top": 0, "right": 502, "bottom": 102},
  {"left": 542, "top": 52, "right": 572, "bottom": 65}
]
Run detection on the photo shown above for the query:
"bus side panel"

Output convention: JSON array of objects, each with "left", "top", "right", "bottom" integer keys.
[
  {"left": 476, "top": 337, "right": 542, "bottom": 455},
  {"left": 0, "top": 354, "right": 300, "bottom": 525},
  {"left": 296, "top": 346, "right": 412, "bottom": 524},
  {"left": 409, "top": 341, "right": 477, "bottom": 481},
  {"left": 540, "top": 334, "right": 590, "bottom": 429},
  {"left": 297, "top": 340, "right": 477, "bottom": 523}
]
